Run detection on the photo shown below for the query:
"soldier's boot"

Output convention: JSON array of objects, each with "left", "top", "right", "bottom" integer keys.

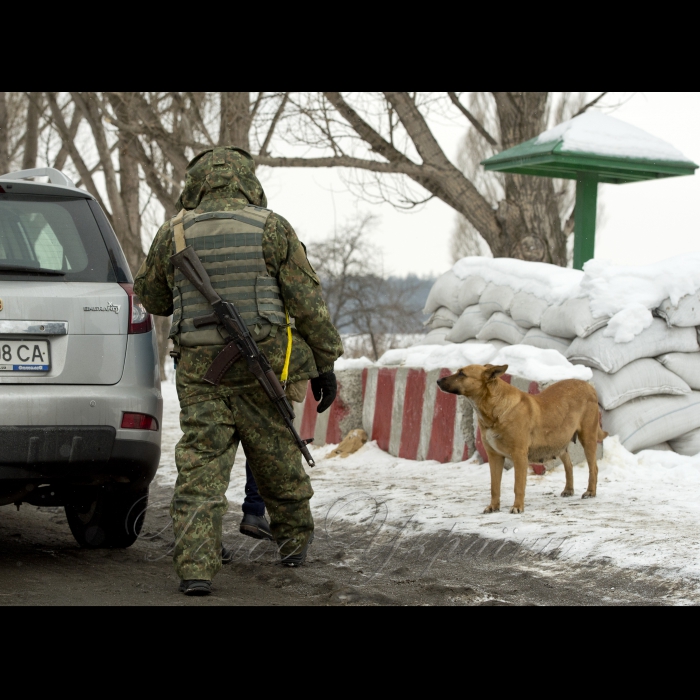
[
  {"left": 280, "top": 533, "right": 314, "bottom": 567},
  {"left": 239, "top": 513, "right": 273, "bottom": 541},
  {"left": 179, "top": 579, "right": 212, "bottom": 596}
]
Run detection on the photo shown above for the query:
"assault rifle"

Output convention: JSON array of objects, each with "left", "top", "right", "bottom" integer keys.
[{"left": 170, "top": 245, "right": 315, "bottom": 468}]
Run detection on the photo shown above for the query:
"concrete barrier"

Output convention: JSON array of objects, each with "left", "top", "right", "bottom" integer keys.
[
  {"left": 361, "top": 367, "right": 475, "bottom": 463},
  {"left": 292, "top": 369, "right": 364, "bottom": 447}
]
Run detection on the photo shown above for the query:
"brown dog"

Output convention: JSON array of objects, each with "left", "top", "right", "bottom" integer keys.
[{"left": 438, "top": 364, "right": 607, "bottom": 514}]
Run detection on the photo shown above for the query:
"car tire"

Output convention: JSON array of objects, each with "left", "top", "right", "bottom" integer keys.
[{"left": 65, "top": 488, "right": 149, "bottom": 548}]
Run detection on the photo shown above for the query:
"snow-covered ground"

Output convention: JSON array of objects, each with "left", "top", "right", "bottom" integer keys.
[{"left": 157, "top": 379, "right": 700, "bottom": 596}]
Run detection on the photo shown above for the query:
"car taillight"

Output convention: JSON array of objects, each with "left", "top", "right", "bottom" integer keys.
[
  {"left": 121, "top": 412, "right": 159, "bottom": 431},
  {"left": 119, "top": 283, "right": 152, "bottom": 334}
]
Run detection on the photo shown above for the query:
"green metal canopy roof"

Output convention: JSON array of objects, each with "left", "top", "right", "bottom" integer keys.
[
  {"left": 482, "top": 135, "right": 698, "bottom": 184},
  {"left": 479, "top": 112, "right": 698, "bottom": 270}
]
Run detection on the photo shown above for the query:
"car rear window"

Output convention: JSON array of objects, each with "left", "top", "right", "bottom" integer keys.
[{"left": 0, "top": 195, "right": 117, "bottom": 282}]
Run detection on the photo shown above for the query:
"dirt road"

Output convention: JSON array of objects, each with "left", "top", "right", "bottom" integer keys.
[{"left": 0, "top": 479, "right": 693, "bottom": 606}]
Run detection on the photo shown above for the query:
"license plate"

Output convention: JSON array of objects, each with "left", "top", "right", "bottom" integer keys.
[{"left": 0, "top": 339, "right": 50, "bottom": 372}]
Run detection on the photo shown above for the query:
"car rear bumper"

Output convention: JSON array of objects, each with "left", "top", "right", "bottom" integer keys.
[{"left": 0, "top": 382, "right": 163, "bottom": 500}]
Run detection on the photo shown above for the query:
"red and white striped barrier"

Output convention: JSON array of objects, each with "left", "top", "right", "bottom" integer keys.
[
  {"left": 361, "top": 367, "right": 475, "bottom": 463},
  {"left": 293, "top": 369, "right": 364, "bottom": 447}
]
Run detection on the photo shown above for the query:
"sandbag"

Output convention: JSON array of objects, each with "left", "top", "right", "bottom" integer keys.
[
  {"left": 445, "top": 304, "right": 490, "bottom": 343},
  {"left": 423, "top": 270, "right": 463, "bottom": 316},
  {"left": 669, "top": 427, "right": 700, "bottom": 456},
  {"left": 643, "top": 443, "right": 673, "bottom": 452},
  {"left": 457, "top": 276, "right": 487, "bottom": 310},
  {"left": 591, "top": 358, "right": 690, "bottom": 411},
  {"left": 428, "top": 307, "right": 458, "bottom": 329},
  {"left": 476, "top": 312, "right": 526, "bottom": 345},
  {"left": 479, "top": 283, "right": 514, "bottom": 317},
  {"left": 420, "top": 328, "right": 451, "bottom": 346},
  {"left": 656, "top": 352, "right": 700, "bottom": 390},
  {"left": 602, "top": 391, "right": 700, "bottom": 453},
  {"left": 657, "top": 291, "right": 700, "bottom": 327},
  {"left": 567, "top": 318, "right": 699, "bottom": 373},
  {"left": 541, "top": 298, "right": 608, "bottom": 339},
  {"left": 510, "top": 291, "right": 549, "bottom": 329},
  {"left": 520, "top": 328, "right": 571, "bottom": 353}
]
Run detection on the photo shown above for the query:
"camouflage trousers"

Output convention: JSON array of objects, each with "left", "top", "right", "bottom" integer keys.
[{"left": 170, "top": 388, "right": 314, "bottom": 581}]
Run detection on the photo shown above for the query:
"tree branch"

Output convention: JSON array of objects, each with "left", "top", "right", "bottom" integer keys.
[
  {"left": 572, "top": 92, "right": 609, "bottom": 118},
  {"left": 259, "top": 92, "right": 289, "bottom": 156},
  {"left": 323, "top": 92, "right": 415, "bottom": 167},
  {"left": 447, "top": 92, "right": 499, "bottom": 147},
  {"left": 46, "top": 92, "right": 109, "bottom": 214}
]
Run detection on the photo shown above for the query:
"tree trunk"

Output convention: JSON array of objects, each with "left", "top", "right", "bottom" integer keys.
[
  {"left": 219, "top": 92, "right": 251, "bottom": 150},
  {"left": 0, "top": 92, "right": 8, "bottom": 173},
  {"left": 491, "top": 92, "right": 567, "bottom": 265},
  {"left": 22, "top": 93, "right": 40, "bottom": 170}
]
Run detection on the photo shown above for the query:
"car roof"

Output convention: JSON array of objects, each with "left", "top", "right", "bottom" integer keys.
[{"left": 0, "top": 167, "right": 94, "bottom": 200}]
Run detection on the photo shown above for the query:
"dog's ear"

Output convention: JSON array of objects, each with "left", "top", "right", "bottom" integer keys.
[{"left": 484, "top": 364, "right": 508, "bottom": 381}]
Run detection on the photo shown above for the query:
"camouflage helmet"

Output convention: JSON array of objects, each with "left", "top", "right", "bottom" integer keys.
[{"left": 176, "top": 146, "right": 268, "bottom": 210}]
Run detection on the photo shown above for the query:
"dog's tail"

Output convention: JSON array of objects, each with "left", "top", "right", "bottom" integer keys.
[{"left": 598, "top": 410, "right": 609, "bottom": 442}]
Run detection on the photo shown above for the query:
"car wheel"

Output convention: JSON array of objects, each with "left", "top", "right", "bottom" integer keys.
[{"left": 65, "top": 488, "right": 149, "bottom": 548}]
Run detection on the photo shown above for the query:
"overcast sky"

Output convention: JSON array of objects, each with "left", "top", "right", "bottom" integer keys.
[{"left": 257, "top": 92, "right": 700, "bottom": 278}]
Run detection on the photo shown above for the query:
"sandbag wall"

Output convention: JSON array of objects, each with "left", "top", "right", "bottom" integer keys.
[{"left": 423, "top": 260, "right": 700, "bottom": 455}]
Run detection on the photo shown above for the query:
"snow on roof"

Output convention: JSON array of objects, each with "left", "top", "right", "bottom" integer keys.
[{"left": 535, "top": 111, "right": 694, "bottom": 164}]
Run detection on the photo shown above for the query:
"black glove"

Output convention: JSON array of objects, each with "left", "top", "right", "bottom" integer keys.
[{"left": 311, "top": 371, "right": 337, "bottom": 413}]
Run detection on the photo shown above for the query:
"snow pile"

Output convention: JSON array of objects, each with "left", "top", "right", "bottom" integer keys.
[
  {"left": 378, "top": 342, "right": 499, "bottom": 372},
  {"left": 491, "top": 345, "right": 592, "bottom": 382},
  {"left": 410, "top": 252, "right": 700, "bottom": 456},
  {"left": 334, "top": 356, "right": 375, "bottom": 371},
  {"left": 534, "top": 111, "right": 694, "bottom": 164}
]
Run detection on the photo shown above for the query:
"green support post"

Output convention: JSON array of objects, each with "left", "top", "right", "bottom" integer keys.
[{"left": 573, "top": 174, "right": 598, "bottom": 270}]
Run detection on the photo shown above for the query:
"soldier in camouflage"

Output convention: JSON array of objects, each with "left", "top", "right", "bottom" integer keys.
[{"left": 134, "top": 146, "right": 343, "bottom": 596}]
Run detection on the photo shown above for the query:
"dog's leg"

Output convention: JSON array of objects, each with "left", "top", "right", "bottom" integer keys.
[
  {"left": 560, "top": 450, "right": 575, "bottom": 497},
  {"left": 579, "top": 419, "right": 599, "bottom": 499},
  {"left": 483, "top": 448, "right": 504, "bottom": 513},
  {"left": 510, "top": 450, "right": 529, "bottom": 514}
]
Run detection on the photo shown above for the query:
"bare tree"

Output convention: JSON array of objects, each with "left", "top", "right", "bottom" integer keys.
[
  {"left": 308, "top": 214, "right": 425, "bottom": 359},
  {"left": 256, "top": 92, "right": 613, "bottom": 266}
]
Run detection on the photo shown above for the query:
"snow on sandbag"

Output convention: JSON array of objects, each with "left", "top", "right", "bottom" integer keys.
[
  {"left": 457, "top": 276, "right": 486, "bottom": 310},
  {"left": 602, "top": 391, "right": 700, "bottom": 453},
  {"left": 590, "top": 358, "right": 690, "bottom": 411},
  {"left": 510, "top": 291, "right": 549, "bottom": 329},
  {"left": 603, "top": 303, "right": 653, "bottom": 343},
  {"left": 657, "top": 352, "right": 700, "bottom": 390},
  {"left": 444, "top": 304, "right": 489, "bottom": 343},
  {"left": 423, "top": 270, "right": 463, "bottom": 316},
  {"left": 540, "top": 298, "right": 608, "bottom": 340},
  {"left": 478, "top": 283, "right": 515, "bottom": 317},
  {"left": 643, "top": 442, "right": 674, "bottom": 452},
  {"left": 520, "top": 328, "right": 571, "bottom": 353},
  {"left": 669, "top": 427, "right": 700, "bottom": 456},
  {"left": 417, "top": 328, "right": 451, "bottom": 346},
  {"left": 427, "top": 306, "right": 458, "bottom": 329},
  {"left": 477, "top": 312, "right": 526, "bottom": 345},
  {"left": 491, "top": 344, "right": 592, "bottom": 382},
  {"left": 567, "top": 318, "right": 699, "bottom": 374},
  {"left": 657, "top": 291, "right": 700, "bottom": 327}
]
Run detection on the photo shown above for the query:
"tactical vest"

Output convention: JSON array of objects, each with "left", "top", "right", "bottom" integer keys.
[{"left": 169, "top": 205, "right": 287, "bottom": 348}]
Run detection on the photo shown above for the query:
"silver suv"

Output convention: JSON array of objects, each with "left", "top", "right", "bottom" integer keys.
[{"left": 0, "top": 167, "right": 162, "bottom": 548}]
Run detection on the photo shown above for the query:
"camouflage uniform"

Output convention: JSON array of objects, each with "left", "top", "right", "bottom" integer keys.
[{"left": 134, "top": 147, "right": 343, "bottom": 581}]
